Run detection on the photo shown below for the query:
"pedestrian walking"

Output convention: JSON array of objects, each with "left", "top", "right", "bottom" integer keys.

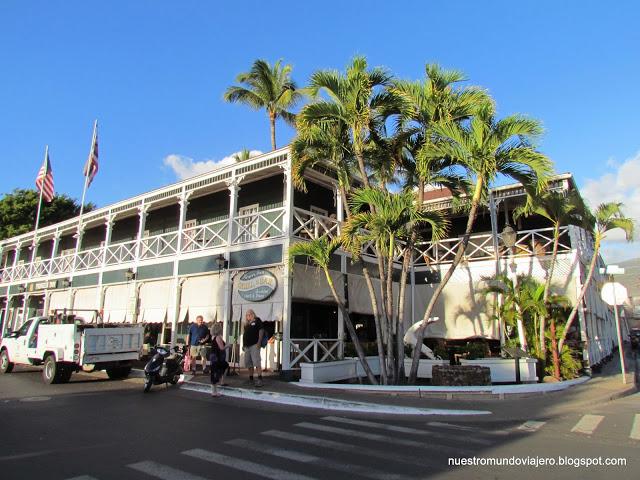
[
  {"left": 209, "top": 322, "right": 230, "bottom": 397},
  {"left": 242, "top": 309, "right": 264, "bottom": 386},
  {"left": 186, "top": 315, "right": 211, "bottom": 375}
]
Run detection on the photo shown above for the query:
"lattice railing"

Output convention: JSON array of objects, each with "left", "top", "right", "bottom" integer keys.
[
  {"left": 232, "top": 207, "right": 285, "bottom": 244},
  {"left": 289, "top": 338, "right": 342, "bottom": 367},
  {"left": 181, "top": 219, "right": 228, "bottom": 252},
  {"left": 292, "top": 208, "right": 340, "bottom": 240},
  {"left": 105, "top": 240, "right": 137, "bottom": 265},
  {"left": 140, "top": 232, "right": 179, "bottom": 260},
  {"left": 75, "top": 246, "right": 104, "bottom": 270}
]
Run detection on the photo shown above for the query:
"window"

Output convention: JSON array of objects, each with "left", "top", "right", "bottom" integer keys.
[
  {"left": 238, "top": 204, "right": 259, "bottom": 243},
  {"left": 16, "top": 319, "right": 32, "bottom": 337}
]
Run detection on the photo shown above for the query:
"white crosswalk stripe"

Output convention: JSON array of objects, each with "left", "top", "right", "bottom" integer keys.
[
  {"left": 571, "top": 414, "right": 604, "bottom": 435},
  {"left": 516, "top": 420, "right": 546, "bottom": 432},
  {"left": 323, "top": 416, "right": 493, "bottom": 445},
  {"left": 294, "top": 421, "right": 472, "bottom": 454},
  {"left": 226, "top": 438, "right": 411, "bottom": 480},
  {"left": 65, "top": 476, "right": 100, "bottom": 480},
  {"left": 182, "top": 448, "right": 319, "bottom": 480},
  {"left": 630, "top": 414, "right": 640, "bottom": 440},
  {"left": 128, "top": 461, "right": 209, "bottom": 480},
  {"left": 427, "top": 421, "right": 510, "bottom": 436},
  {"left": 261, "top": 429, "right": 432, "bottom": 468}
]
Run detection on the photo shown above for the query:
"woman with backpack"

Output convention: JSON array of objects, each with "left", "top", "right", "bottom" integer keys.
[{"left": 209, "top": 322, "right": 231, "bottom": 397}]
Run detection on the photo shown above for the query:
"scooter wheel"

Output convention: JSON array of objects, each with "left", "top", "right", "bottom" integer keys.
[
  {"left": 143, "top": 378, "right": 153, "bottom": 393},
  {"left": 169, "top": 374, "right": 180, "bottom": 385}
]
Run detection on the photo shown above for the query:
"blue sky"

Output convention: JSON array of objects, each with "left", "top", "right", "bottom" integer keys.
[{"left": 1, "top": 1, "right": 639, "bottom": 260}]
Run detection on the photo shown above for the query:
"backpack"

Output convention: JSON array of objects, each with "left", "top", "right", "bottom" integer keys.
[{"left": 260, "top": 321, "right": 276, "bottom": 348}]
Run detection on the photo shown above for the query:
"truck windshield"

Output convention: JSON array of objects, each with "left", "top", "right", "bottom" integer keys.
[{"left": 15, "top": 320, "right": 33, "bottom": 337}]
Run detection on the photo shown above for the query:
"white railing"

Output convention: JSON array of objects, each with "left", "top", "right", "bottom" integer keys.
[
  {"left": 289, "top": 338, "right": 342, "bottom": 367},
  {"left": 414, "top": 226, "right": 570, "bottom": 266},
  {"left": 30, "top": 258, "right": 53, "bottom": 278},
  {"left": 105, "top": 240, "right": 137, "bottom": 265},
  {"left": 232, "top": 207, "right": 285, "bottom": 244},
  {"left": 140, "top": 231, "right": 179, "bottom": 260},
  {"left": 50, "top": 252, "right": 75, "bottom": 275},
  {"left": 182, "top": 219, "right": 228, "bottom": 252},
  {"left": 75, "top": 246, "right": 104, "bottom": 270},
  {"left": 292, "top": 208, "right": 340, "bottom": 240}
]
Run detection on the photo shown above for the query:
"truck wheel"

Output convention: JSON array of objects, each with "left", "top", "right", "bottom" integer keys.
[
  {"left": 0, "top": 350, "right": 14, "bottom": 374},
  {"left": 106, "top": 366, "right": 132, "bottom": 380},
  {"left": 42, "top": 355, "right": 59, "bottom": 384}
]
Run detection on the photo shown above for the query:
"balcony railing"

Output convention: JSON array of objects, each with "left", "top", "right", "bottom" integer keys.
[
  {"left": 289, "top": 338, "right": 343, "bottom": 367},
  {"left": 292, "top": 208, "right": 340, "bottom": 240},
  {"left": 232, "top": 206, "right": 285, "bottom": 244}
]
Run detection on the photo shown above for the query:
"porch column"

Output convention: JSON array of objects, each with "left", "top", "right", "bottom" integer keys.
[
  {"left": 11, "top": 242, "right": 22, "bottom": 282},
  {"left": 70, "top": 222, "right": 86, "bottom": 280},
  {"left": 169, "top": 191, "right": 190, "bottom": 347},
  {"left": 1, "top": 296, "right": 12, "bottom": 336},
  {"left": 48, "top": 231, "right": 61, "bottom": 278},
  {"left": 281, "top": 165, "right": 294, "bottom": 371},
  {"left": 134, "top": 202, "right": 149, "bottom": 264},
  {"left": 336, "top": 186, "right": 345, "bottom": 359},
  {"left": 97, "top": 214, "right": 114, "bottom": 308},
  {"left": 226, "top": 178, "right": 241, "bottom": 246}
]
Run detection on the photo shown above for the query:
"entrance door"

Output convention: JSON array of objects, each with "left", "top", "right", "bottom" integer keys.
[{"left": 238, "top": 204, "right": 259, "bottom": 243}]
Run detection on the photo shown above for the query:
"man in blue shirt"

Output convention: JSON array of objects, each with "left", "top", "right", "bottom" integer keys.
[{"left": 186, "top": 315, "right": 211, "bottom": 375}]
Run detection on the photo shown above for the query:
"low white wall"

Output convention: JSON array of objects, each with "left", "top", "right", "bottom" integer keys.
[{"left": 459, "top": 358, "right": 537, "bottom": 383}]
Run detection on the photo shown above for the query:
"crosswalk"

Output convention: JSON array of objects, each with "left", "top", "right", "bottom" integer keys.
[{"left": 63, "top": 413, "right": 640, "bottom": 480}]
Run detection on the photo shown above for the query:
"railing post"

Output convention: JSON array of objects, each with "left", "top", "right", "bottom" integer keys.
[
  {"left": 313, "top": 339, "right": 318, "bottom": 362},
  {"left": 226, "top": 177, "right": 241, "bottom": 246},
  {"left": 11, "top": 242, "right": 22, "bottom": 283},
  {"left": 50, "top": 231, "right": 60, "bottom": 276},
  {"left": 70, "top": 221, "right": 85, "bottom": 282},
  {"left": 281, "top": 164, "right": 294, "bottom": 371},
  {"left": 28, "top": 235, "right": 40, "bottom": 278}
]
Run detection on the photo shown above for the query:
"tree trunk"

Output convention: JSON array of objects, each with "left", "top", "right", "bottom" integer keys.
[
  {"left": 269, "top": 112, "right": 277, "bottom": 150},
  {"left": 558, "top": 237, "right": 600, "bottom": 353},
  {"left": 408, "top": 179, "right": 484, "bottom": 383},
  {"left": 540, "top": 224, "right": 560, "bottom": 363},
  {"left": 354, "top": 149, "right": 370, "bottom": 189},
  {"left": 550, "top": 315, "right": 561, "bottom": 380},
  {"left": 375, "top": 250, "right": 390, "bottom": 383},
  {"left": 361, "top": 262, "right": 387, "bottom": 385},
  {"left": 385, "top": 236, "right": 396, "bottom": 384},
  {"left": 396, "top": 246, "right": 411, "bottom": 383},
  {"left": 324, "top": 268, "right": 378, "bottom": 384}
]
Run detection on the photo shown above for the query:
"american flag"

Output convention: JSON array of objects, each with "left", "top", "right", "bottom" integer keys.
[
  {"left": 83, "top": 122, "right": 99, "bottom": 187},
  {"left": 35, "top": 150, "right": 54, "bottom": 203}
]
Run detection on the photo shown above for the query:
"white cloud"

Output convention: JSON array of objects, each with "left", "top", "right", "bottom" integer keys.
[
  {"left": 581, "top": 150, "right": 640, "bottom": 262},
  {"left": 163, "top": 150, "right": 263, "bottom": 180}
]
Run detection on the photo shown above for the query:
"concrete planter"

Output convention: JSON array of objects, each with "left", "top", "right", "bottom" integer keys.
[
  {"left": 300, "top": 356, "right": 380, "bottom": 384},
  {"left": 403, "top": 359, "right": 449, "bottom": 379},
  {"left": 459, "top": 357, "right": 538, "bottom": 383}
]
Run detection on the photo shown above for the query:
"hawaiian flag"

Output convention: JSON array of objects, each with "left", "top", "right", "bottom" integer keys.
[
  {"left": 83, "top": 121, "right": 99, "bottom": 187},
  {"left": 35, "top": 149, "right": 54, "bottom": 203}
]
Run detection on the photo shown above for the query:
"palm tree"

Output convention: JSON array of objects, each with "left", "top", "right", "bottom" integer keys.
[
  {"left": 224, "top": 59, "right": 302, "bottom": 150},
  {"left": 407, "top": 100, "right": 553, "bottom": 383},
  {"left": 558, "top": 202, "right": 634, "bottom": 353},
  {"left": 298, "top": 56, "right": 398, "bottom": 189},
  {"left": 342, "top": 188, "right": 448, "bottom": 384},
  {"left": 514, "top": 190, "right": 587, "bottom": 360},
  {"left": 288, "top": 237, "right": 378, "bottom": 385},
  {"left": 232, "top": 149, "right": 253, "bottom": 163}
]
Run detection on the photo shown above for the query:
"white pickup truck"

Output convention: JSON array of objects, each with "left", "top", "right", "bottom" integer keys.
[{"left": 0, "top": 312, "right": 144, "bottom": 384}]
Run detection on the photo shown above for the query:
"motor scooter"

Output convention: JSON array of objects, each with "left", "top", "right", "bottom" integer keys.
[{"left": 143, "top": 345, "right": 184, "bottom": 393}]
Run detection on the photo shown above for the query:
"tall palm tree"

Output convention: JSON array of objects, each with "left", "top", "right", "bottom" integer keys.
[
  {"left": 232, "top": 149, "right": 253, "bottom": 163},
  {"left": 342, "top": 188, "right": 448, "bottom": 384},
  {"left": 288, "top": 237, "right": 378, "bottom": 385},
  {"left": 407, "top": 100, "right": 553, "bottom": 383},
  {"left": 558, "top": 202, "right": 634, "bottom": 352},
  {"left": 298, "top": 56, "right": 398, "bottom": 189},
  {"left": 224, "top": 59, "right": 302, "bottom": 150},
  {"left": 514, "top": 190, "right": 587, "bottom": 360}
]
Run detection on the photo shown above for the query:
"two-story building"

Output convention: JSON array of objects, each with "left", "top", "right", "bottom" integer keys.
[{"left": 0, "top": 148, "right": 618, "bottom": 376}]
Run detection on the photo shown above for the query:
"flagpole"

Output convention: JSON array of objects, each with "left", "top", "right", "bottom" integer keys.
[
  {"left": 31, "top": 145, "right": 48, "bottom": 259},
  {"left": 74, "top": 120, "right": 97, "bottom": 271}
]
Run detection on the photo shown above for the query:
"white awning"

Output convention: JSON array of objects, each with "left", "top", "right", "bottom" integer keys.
[
  {"left": 141, "top": 307, "right": 166, "bottom": 324},
  {"left": 139, "top": 280, "right": 173, "bottom": 310},
  {"left": 108, "top": 309, "right": 127, "bottom": 324},
  {"left": 48, "top": 290, "right": 71, "bottom": 312},
  {"left": 104, "top": 283, "right": 132, "bottom": 323},
  {"left": 180, "top": 274, "right": 224, "bottom": 323},
  {"left": 73, "top": 287, "right": 99, "bottom": 319},
  {"left": 292, "top": 264, "right": 344, "bottom": 303}
]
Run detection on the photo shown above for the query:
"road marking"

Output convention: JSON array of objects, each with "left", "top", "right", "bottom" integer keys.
[
  {"left": 65, "top": 476, "right": 100, "bottom": 480},
  {"left": 0, "top": 449, "right": 56, "bottom": 461},
  {"left": 571, "top": 415, "right": 604, "bottom": 435},
  {"left": 226, "top": 438, "right": 410, "bottom": 480},
  {"left": 322, "top": 416, "right": 493, "bottom": 445},
  {"left": 629, "top": 414, "right": 640, "bottom": 440},
  {"left": 261, "top": 429, "right": 432, "bottom": 467},
  {"left": 19, "top": 396, "right": 51, "bottom": 402},
  {"left": 128, "top": 461, "right": 208, "bottom": 480},
  {"left": 183, "top": 448, "right": 319, "bottom": 480},
  {"left": 427, "top": 421, "right": 509, "bottom": 436},
  {"left": 516, "top": 421, "right": 546, "bottom": 432}
]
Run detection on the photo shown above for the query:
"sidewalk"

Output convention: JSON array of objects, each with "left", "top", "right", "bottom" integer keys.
[{"left": 179, "top": 345, "right": 638, "bottom": 417}]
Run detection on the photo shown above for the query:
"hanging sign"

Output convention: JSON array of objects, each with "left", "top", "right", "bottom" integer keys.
[{"left": 238, "top": 269, "right": 277, "bottom": 302}]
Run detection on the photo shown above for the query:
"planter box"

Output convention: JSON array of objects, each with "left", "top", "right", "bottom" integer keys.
[
  {"left": 300, "top": 356, "right": 380, "bottom": 384},
  {"left": 403, "top": 359, "right": 449, "bottom": 379},
  {"left": 459, "top": 358, "right": 537, "bottom": 383}
]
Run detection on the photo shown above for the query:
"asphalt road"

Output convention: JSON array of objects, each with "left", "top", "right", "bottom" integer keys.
[{"left": 0, "top": 366, "right": 638, "bottom": 480}]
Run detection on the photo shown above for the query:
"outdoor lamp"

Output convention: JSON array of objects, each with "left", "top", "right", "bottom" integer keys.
[
  {"left": 125, "top": 268, "right": 136, "bottom": 281},
  {"left": 501, "top": 224, "right": 517, "bottom": 249},
  {"left": 215, "top": 254, "right": 228, "bottom": 271}
]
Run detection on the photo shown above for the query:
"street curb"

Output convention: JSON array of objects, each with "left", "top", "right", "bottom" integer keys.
[
  {"left": 179, "top": 381, "right": 492, "bottom": 416},
  {"left": 293, "top": 376, "right": 591, "bottom": 396}
]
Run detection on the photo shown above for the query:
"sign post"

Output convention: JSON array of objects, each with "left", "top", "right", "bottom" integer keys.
[{"left": 600, "top": 266, "right": 628, "bottom": 384}]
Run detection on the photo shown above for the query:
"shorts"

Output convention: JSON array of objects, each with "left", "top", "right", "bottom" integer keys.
[
  {"left": 190, "top": 345, "right": 210, "bottom": 359},
  {"left": 243, "top": 344, "right": 261, "bottom": 369}
]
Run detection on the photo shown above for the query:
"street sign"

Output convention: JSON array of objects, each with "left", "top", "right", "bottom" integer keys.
[{"left": 601, "top": 282, "right": 628, "bottom": 306}]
